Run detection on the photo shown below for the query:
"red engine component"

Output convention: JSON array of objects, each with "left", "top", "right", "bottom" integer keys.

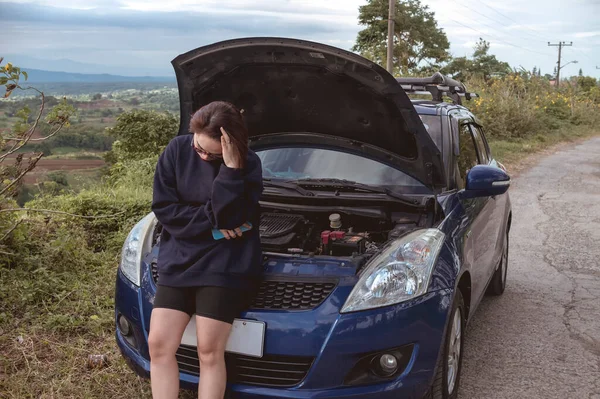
[
  {"left": 321, "top": 230, "right": 345, "bottom": 245},
  {"left": 321, "top": 230, "right": 346, "bottom": 255}
]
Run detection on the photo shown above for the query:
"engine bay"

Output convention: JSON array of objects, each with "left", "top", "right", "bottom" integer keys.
[
  {"left": 150, "top": 200, "right": 434, "bottom": 265},
  {"left": 258, "top": 204, "right": 429, "bottom": 258}
]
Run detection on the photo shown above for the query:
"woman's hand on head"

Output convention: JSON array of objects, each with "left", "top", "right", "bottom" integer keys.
[{"left": 220, "top": 127, "right": 242, "bottom": 169}]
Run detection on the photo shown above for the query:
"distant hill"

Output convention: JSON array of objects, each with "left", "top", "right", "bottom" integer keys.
[
  {"left": 21, "top": 68, "right": 175, "bottom": 83},
  {"left": 3, "top": 54, "right": 172, "bottom": 77}
]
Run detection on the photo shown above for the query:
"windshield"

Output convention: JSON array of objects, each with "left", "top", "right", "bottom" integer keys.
[{"left": 256, "top": 147, "right": 428, "bottom": 191}]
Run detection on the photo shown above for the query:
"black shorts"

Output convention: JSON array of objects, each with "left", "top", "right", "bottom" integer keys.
[{"left": 153, "top": 285, "right": 254, "bottom": 324}]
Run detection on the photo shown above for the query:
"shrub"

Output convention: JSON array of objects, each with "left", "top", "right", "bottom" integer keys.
[
  {"left": 465, "top": 73, "right": 599, "bottom": 140},
  {"left": 105, "top": 109, "right": 177, "bottom": 163}
]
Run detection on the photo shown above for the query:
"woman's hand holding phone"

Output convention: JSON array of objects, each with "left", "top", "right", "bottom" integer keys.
[{"left": 214, "top": 222, "right": 253, "bottom": 240}]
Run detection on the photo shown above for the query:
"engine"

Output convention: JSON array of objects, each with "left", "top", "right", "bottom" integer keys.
[
  {"left": 258, "top": 213, "right": 315, "bottom": 253},
  {"left": 258, "top": 211, "right": 419, "bottom": 257},
  {"left": 150, "top": 208, "right": 424, "bottom": 259}
]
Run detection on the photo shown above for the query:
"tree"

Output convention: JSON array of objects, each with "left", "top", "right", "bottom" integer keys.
[
  {"left": 92, "top": 93, "right": 102, "bottom": 100},
  {"left": 441, "top": 38, "right": 511, "bottom": 81},
  {"left": 577, "top": 75, "right": 598, "bottom": 93},
  {"left": 105, "top": 109, "right": 178, "bottom": 163},
  {"left": 578, "top": 68, "right": 583, "bottom": 77},
  {"left": 352, "top": 0, "right": 450, "bottom": 75},
  {"left": 471, "top": 39, "right": 511, "bottom": 80},
  {"left": 0, "top": 58, "right": 75, "bottom": 255}
]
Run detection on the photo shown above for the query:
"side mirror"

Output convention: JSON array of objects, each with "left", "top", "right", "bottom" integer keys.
[{"left": 461, "top": 165, "right": 510, "bottom": 199}]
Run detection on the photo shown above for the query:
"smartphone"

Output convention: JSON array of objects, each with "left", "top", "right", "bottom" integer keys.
[{"left": 212, "top": 222, "right": 253, "bottom": 240}]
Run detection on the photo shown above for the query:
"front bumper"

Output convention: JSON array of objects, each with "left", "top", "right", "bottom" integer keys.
[{"left": 115, "top": 269, "right": 452, "bottom": 399}]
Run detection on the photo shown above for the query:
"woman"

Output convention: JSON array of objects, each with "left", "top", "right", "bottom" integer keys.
[{"left": 148, "top": 101, "right": 264, "bottom": 399}]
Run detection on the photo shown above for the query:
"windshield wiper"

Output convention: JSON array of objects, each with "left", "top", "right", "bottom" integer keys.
[
  {"left": 294, "top": 178, "right": 420, "bottom": 205},
  {"left": 263, "top": 179, "right": 315, "bottom": 196}
]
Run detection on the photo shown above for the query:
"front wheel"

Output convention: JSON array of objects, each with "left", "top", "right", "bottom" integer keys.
[{"left": 425, "top": 290, "right": 465, "bottom": 399}]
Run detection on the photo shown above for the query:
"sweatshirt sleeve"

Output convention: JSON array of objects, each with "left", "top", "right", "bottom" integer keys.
[
  {"left": 204, "top": 154, "right": 264, "bottom": 230},
  {"left": 152, "top": 142, "right": 264, "bottom": 238},
  {"left": 151, "top": 141, "right": 213, "bottom": 238}
]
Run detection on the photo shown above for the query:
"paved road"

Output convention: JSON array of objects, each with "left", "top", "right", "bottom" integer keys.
[{"left": 459, "top": 137, "right": 600, "bottom": 398}]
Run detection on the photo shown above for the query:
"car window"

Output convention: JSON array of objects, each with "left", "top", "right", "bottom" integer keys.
[
  {"left": 256, "top": 147, "right": 429, "bottom": 192},
  {"left": 419, "top": 115, "right": 442, "bottom": 151},
  {"left": 470, "top": 125, "right": 489, "bottom": 164},
  {"left": 456, "top": 124, "right": 479, "bottom": 189}
]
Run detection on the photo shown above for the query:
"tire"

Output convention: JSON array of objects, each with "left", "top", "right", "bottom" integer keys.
[
  {"left": 424, "top": 290, "right": 465, "bottom": 399},
  {"left": 486, "top": 231, "right": 509, "bottom": 296}
]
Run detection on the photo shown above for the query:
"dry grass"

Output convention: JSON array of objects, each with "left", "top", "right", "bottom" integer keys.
[
  {"left": 0, "top": 331, "right": 152, "bottom": 399},
  {"left": 489, "top": 125, "right": 600, "bottom": 176}
]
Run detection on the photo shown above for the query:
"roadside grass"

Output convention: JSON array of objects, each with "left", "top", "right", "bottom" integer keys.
[{"left": 489, "top": 125, "right": 599, "bottom": 171}]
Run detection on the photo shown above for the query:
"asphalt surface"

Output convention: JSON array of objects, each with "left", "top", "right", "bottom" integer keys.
[{"left": 459, "top": 137, "right": 600, "bottom": 398}]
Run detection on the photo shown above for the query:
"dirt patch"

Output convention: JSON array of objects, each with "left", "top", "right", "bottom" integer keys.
[{"left": 19, "top": 159, "right": 106, "bottom": 184}]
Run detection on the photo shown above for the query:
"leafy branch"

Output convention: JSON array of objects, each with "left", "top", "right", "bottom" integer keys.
[{"left": 0, "top": 58, "right": 76, "bottom": 199}]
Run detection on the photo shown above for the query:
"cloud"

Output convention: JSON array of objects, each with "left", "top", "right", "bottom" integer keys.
[
  {"left": 3, "top": 0, "right": 125, "bottom": 9},
  {"left": 0, "top": 2, "right": 357, "bottom": 34},
  {"left": 0, "top": 0, "right": 365, "bottom": 75},
  {"left": 574, "top": 31, "right": 600, "bottom": 38},
  {"left": 2, "top": 0, "right": 599, "bottom": 78}
]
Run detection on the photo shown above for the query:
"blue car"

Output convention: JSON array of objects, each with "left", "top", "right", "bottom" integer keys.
[{"left": 115, "top": 38, "right": 511, "bottom": 399}]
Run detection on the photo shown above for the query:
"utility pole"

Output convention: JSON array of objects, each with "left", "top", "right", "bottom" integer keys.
[
  {"left": 548, "top": 41, "right": 572, "bottom": 88},
  {"left": 386, "top": 0, "right": 395, "bottom": 74}
]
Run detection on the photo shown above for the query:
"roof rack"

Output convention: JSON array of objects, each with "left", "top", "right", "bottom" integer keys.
[{"left": 396, "top": 72, "right": 479, "bottom": 105}]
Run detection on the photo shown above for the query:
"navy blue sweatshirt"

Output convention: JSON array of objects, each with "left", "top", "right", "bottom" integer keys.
[{"left": 151, "top": 134, "right": 264, "bottom": 289}]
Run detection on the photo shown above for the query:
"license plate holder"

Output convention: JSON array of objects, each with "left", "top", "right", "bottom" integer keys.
[{"left": 181, "top": 317, "right": 265, "bottom": 358}]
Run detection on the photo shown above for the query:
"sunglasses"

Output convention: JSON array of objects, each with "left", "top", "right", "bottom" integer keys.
[{"left": 191, "top": 137, "right": 223, "bottom": 161}]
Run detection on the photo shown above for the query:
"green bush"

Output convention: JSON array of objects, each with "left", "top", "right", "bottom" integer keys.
[
  {"left": 105, "top": 109, "right": 177, "bottom": 163},
  {"left": 465, "top": 73, "right": 600, "bottom": 141},
  {"left": 27, "top": 186, "right": 151, "bottom": 253}
]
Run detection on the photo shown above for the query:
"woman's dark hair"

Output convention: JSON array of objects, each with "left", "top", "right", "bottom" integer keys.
[{"left": 189, "top": 101, "right": 248, "bottom": 167}]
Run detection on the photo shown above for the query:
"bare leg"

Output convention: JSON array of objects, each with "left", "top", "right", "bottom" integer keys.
[
  {"left": 195, "top": 315, "right": 233, "bottom": 399},
  {"left": 148, "top": 308, "right": 191, "bottom": 399}
]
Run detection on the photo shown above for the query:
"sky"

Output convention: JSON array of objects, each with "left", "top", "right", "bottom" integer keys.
[{"left": 1, "top": 0, "right": 599, "bottom": 78}]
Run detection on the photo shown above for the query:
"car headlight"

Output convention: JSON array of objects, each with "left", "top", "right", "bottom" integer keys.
[
  {"left": 120, "top": 212, "right": 157, "bottom": 286},
  {"left": 341, "top": 229, "right": 445, "bottom": 313}
]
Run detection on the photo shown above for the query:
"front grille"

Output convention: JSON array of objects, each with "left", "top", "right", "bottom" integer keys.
[
  {"left": 176, "top": 344, "right": 313, "bottom": 387},
  {"left": 250, "top": 280, "right": 336, "bottom": 310},
  {"left": 150, "top": 261, "right": 159, "bottom": 283},
  {"left": 151, "top": 262, "right": 336, "bottom": 311}
]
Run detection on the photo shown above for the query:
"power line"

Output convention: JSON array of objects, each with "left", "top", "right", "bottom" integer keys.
[
  {"left": 451, "top": 11, "right": 546, "bottom": 48},
  {"left": 448, "top": 18, "right": 555, "bottom": 57},
  {"left": 460, "top": 0, "right": 598, "bottom": 66},
  {"left": 449, "top": 0, "right": 548, "bottom": 43},
  {"left": 571, "top": 47, "right": 595, "bottom": 64},
  {"left": 470, "top": 0, "right": 550, "bottom": 42}
]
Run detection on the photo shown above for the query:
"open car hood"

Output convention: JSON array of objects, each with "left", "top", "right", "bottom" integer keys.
[{"left": 172, "top": 37, "right": 444, "bottom": 189}]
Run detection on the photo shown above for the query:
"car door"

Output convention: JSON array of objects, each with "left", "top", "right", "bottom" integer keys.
[
  {"left": 455, "top": 120, "right": 496, "bottom": 302},
  {"left": 471, "top": 124, "right": 507, "bottom": 271}
]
